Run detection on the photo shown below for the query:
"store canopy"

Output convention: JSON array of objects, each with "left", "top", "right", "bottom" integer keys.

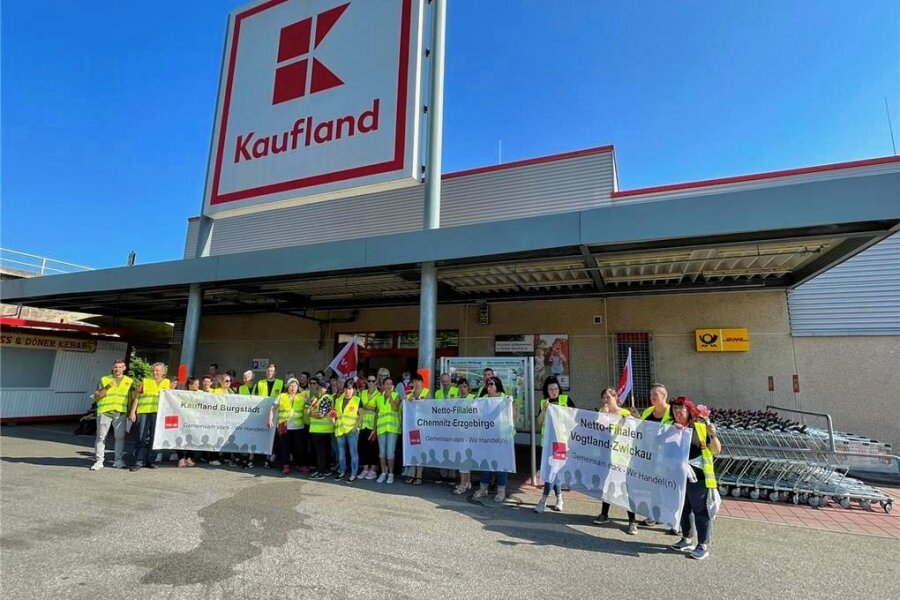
[{"left": 3, "top": 166, "right": 898, "bottom": 321}]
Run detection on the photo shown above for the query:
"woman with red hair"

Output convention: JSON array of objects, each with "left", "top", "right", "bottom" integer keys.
[{"left": 669, "top": 396, "right": 721, "bottom": 560}]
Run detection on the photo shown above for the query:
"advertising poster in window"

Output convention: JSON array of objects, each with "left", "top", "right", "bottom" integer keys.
[{"left": 495, "top": 334, "right": 570, "bottom": 391}]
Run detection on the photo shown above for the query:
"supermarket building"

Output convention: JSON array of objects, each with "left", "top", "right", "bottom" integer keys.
[{"left": 2, "top": 146, "right": 899, "bottom": 448}]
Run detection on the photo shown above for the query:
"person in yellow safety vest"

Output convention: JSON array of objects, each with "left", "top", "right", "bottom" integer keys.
[
  {"left": 476, "top": 367, "right": 495, "bottom": 397},
  {"left": 357, "top": 372, "right": 382, "bottom": 480},
  {"left": 534, "top": 375, "right": 575, "bottom": 512},
  {"left": 669, "top": 396, "right": 720, "bottom": 561},
  {"left": 637, "top": 382, "right": 675, "bottom": 529},
  {"left": 267, "top": 378, "right": 306, "bottom": 476},
  {"left": 434, "top": 372, "right": 458, "bottom": 399},
  {"left": 254, "top": 363, "right": 284, "bottom": 397},
  {"left": 128, "top": 362, "right": 172, "bottom": 471},
  {"left": 238, "top": 370, "right": 255, "bottom": 395},
  {"left": 472, "top": 377, "right": 518, "bottom": 502},
  {"left": 404, "top": 373, "right": 430, "bottom": 485},
  {"left": 334, "top": 380, "right": 363, "bottom": 482},
  {"left": 196, "top": 375, "right": 224, "bottom": 467},
  {"left": 452, "top": 379, "right": 478, "bottom": 495},
  {"left": 90, "top": 359, "right": 134, "bottom": 471},
  {"left": 373, "top": 376, "right": 402, "bottom": 484},
  {"left": 306, "top": 377, "right": 335, "bottom": 479},
  {"left": 591, "top": 388, "right": 640, "bottom": 534}
]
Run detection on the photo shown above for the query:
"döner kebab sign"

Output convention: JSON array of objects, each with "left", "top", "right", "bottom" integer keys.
[
  {"left": 204, "top": 0, "right": 425, "bottom": 217},
  {"left": 1, "top": 333, "right": 97, "bottom": 353}
]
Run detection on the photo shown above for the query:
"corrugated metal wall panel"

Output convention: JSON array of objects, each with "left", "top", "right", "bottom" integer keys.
[
  {"left": 184, "top": 220, "right": 199, "bottom": 259},
  {"left": 187, "top": 151, "right": 614, "bottom": 257},
  {"left": 51, "top": 341, "right": 128, "bottom": 392},
  {"left": 789, "top": 233, "right": 900, "bottom": 335},
  {"left": 0, "top": 390, "right": 89, "bottom": 419},
  {"left": 0, "top": 340, "right": 130, "bottom": 418}
]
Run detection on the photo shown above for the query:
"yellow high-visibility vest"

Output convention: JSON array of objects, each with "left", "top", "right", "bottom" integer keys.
[
  {"left": 693, "top": 422, "right": 718, "bottom": 489},
  {"left": 376, "top": 391, "right": 401, "bottom": 435},
  {"left": 359, "top": 389, "right": 381, "bottom": 430},
  {"left": 405, "top": 388, "right": 429, "bottom": 400},
  {"left": 137, "top": 378, "right": 170, "bottom": 414},
  {"left": 97, "top": 375, "right": 133, "bottom": 414},
  {"left": 275, "top": 392, "right": 306, "bottom": 428},
  {"left": 308, "top": 394, "right": 335, "bottom": 434},
  {"left": 641, "top": 405, "right": 674, "bottom": 425},
  {"left": 335, "top": 395, "right": 361, "bottom": 437},
  {"left": 255, "top": 379, "right": 284, "bottom": 397},
  {"left": 434, "top": 386, "right": 459, "bottom": 399},
  {"left": 239, "top": 384, "right": 254, "bottom": 395}
]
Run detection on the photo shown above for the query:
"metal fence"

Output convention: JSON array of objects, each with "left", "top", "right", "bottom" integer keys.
[{"left": 0, "top": 248, "right": 93, "bottom": 276}]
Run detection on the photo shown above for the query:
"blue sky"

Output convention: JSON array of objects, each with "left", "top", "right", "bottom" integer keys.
[{"left": 3, "top": 1, "right": 898, "bottom": 267}]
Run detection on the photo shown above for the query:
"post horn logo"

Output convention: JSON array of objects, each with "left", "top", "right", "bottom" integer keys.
[{"left": 699, "top": 333, "right": 719, "bottom": 347}]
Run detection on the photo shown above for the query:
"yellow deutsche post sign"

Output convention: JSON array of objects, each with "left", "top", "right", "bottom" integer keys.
[
  {"left": 695, "top": 328, "right": 750, "bottom": 352},
  {"left": 0, "top": 332, "right": 97, "bottom": 353}
]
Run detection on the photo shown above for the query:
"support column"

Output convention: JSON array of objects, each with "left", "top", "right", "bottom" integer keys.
[
  {"left": 417, "top": 0, "right": 446, "bottom": 375},
  {"left": 179, "top": 215, "right": 213, "bottom": 376}
]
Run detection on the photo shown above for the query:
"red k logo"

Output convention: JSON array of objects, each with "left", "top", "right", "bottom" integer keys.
[{"left": 272, "top": 3, "right": 350, "bottom": 105}]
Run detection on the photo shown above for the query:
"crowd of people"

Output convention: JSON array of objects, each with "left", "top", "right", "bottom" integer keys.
[{"left": 89, "top": 359, "right": 720, "bottom": 560}]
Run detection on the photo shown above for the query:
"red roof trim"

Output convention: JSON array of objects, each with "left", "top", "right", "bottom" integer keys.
[
  {"left": 443, "top": 145, "right": 614, "bottom": 180},
  {"left": 612, "top": 155, "right": 900, "bottom": 199},
  {"left": 0, "top": 317, "right": 124, "bottom": 337}
]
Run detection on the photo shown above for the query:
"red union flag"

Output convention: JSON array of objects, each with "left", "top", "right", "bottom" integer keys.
[
  {"left": 205, "top": 0, "right": 425, "bottom": 217},
  {"left": 328, "top": 336, "right": 358, "bottom": 379},
  {"left": 616, "top": 347, "right": 633, "bottom": 406}
]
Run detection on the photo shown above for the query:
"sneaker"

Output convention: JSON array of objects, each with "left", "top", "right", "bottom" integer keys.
[
  {"left": 129, "top": 463, "right": 142, "bottom": 472},
  {"left": 534, "top": 497, "right": 547, "bottom": 513},
  {"left": 365, "top": 470, "right": 378, "bottom": 480},
  {"left": 376, "top": 473, "right": 387, "bottom": 483},
  {"left": 667, "top": 528, "right": 681, "bottom": 536},
  {"left": 178, "top": 459, "right": 187, "bottom": 468},
  {"left": 552, "top": 497, "right": 564, "bottom": 512},
  {"left": 640, "top": 518, "right": 657, "bottom": 526},
  {"left": 246, "top": 461, "right": 255, "bottom": 469},
  {"left": 298, "top": 466, "right": 310, "bottom": 474},
  {"left": 282, "top": 465, "right": 291, "bottom": 475},
  {"left": 359, "top": 468, "right": 370, "bottom": 479},
  {"left": 335, "top": 472, "right": 346, "bottom": 481},
  {"left": 146, "top": 462, "right": 159, "bottom": 469},
  {"left": 593, "top": 514, "right": 610, "bottom": 525},
  {"left": 89, "top": 460, "right": 104, "bottom": 471},
  {"left": 452, "top": 485, "right": 467, "bottom": 496},
  {"left": 626, "top": 522, "right": 639, "bottom": 536},
  {"left": 209, "top": 460, "right": 222, "bottom": 466},
  {"left": 311, "top": 472, "right": 326, "bottom": 480},
  {"left": 348, "top": 475, "right": 357, "bottom": 483},
  {"left": 493, "top": 491, "right": 507, "bottom": 503},
  {"left": 671, "top": 538, "right": 696, "bottom": 553},
  {"left": 689, "top": 545, "right": 710, "bottom": 560},
  {"left": 112, "top": 460, "right": 125, "bottom": 469},
  {"left": 386, "top": 474, "right": 394, "bottom": 484},
  {"left": 264, "top": 461, "right": 271, "bottom": 469},
  {"left": 472, "top": 487, "right": 489, "bottom": 500},
  {"left": 156, "top": 453, "right": 164, "bottom": 463},
  {"left": 168, "top": 452, "right": 178, "bottom": 462},
  {"left": 185, "top": 458, "right": 195, "bottom": 467}
]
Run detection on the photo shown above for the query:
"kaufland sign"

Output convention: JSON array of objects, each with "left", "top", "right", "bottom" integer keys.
[{"left": 204, "top": 0, "right": 424, "bottom": 217}]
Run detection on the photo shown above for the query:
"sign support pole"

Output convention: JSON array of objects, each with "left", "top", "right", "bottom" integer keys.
[{"left": 417, "top": 0, "right": 446, "bottom": 376}]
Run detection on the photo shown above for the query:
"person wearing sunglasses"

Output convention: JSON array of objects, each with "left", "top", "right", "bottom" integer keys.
[{"left": 357, "top": 373, "right": 382, "bottom": 480}]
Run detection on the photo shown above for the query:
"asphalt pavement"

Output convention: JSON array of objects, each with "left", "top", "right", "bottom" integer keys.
[{"left": 1, "top": 425, "right": 897, "bottom": 600}]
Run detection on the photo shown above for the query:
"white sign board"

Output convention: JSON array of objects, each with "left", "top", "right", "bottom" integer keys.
[{"left": 205, "top": 0, "right": 425, "bottom": 217}]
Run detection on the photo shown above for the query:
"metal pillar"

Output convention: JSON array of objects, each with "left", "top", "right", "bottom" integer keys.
[
  {"left": 417, "top": 0, "right": 446, "bottom": 374},
  {"left": 178, "top": 216, "right": 214, "bottom": 375}
]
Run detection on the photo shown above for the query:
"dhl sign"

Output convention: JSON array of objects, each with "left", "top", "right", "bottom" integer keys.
[{"left": 695, "top": 328, "right": 750, "bottom": 352}]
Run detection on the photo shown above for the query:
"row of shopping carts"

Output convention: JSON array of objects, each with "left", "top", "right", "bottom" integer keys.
[{"left": 713, "top": 406, "right": 896, "bottom": 513}]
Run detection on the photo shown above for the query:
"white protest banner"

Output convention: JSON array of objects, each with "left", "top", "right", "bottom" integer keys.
[
  {"left": 541, "top": 404, "right": 692, "bottom": 527},
  {"left": 153, "top": 390, "right": 276, "bottom": 455},
  {"left": 402, "top": 398, "right": 516, "bottom": 472}
]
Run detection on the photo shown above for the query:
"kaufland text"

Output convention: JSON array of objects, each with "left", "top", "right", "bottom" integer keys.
[{"left": 233, "top": 98, "right": 380, "bottom": 164}]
